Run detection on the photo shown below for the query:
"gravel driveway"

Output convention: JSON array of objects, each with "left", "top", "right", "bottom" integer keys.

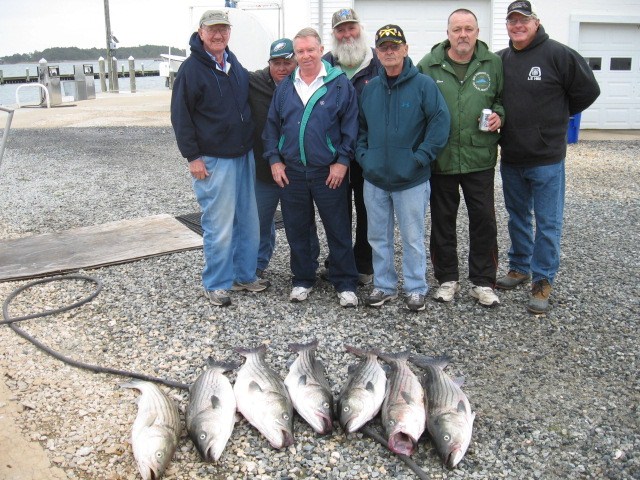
[{"left": 0, "top": 127, "right": 638, "bottom": 479}]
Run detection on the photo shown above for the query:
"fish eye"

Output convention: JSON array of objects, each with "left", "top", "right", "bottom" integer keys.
[
  {"left": 155, "top": 451, "right": 165, "bottom": 459},
  {"left": 343, "top": 406, "right": 350, "bottom": 413},
  {"left": 388, "top": 420, "right": 395, "bottom": 426},
  {"left": 283, "top": 413, "right": 290, "bottom": 421},
  {"left": 323, "top": 402, "right": 330, "bottom": 409},
  {"left": 199, "top": 433, "right": 207, "bottom": 440},
  {"left": 443, "top": 434, "right": 451, "bottom": 442}
]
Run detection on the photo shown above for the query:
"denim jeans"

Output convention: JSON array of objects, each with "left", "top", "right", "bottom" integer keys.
[
  {"left": 364, "top": 180, "right": 430, "bottom": 295},
  {"left": 255, "top": 178, "right": 320, "bottom": 272},
  {"left": 280, "top": 167, "right": 358, "bottom": 292},
  {"left": 500, "top": 160, "right": 565, "bottom": 284},
  {"left": 192, "top": 153, "right": 259, "bottom": 291}
]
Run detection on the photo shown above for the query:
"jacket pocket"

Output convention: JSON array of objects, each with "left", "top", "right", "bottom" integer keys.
[{"left": 501, "top": 126, "right": 548, "bottom": 158}]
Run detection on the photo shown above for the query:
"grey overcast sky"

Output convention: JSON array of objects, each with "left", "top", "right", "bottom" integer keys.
[{"left": 0, "top": 0, "right": 201, "bottom": 56}]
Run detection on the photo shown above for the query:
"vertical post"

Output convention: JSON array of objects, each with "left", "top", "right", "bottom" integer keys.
[
  {"left": 104, "top": 0, "right": 115, "bottom": 92},
  {"left": 0, "top": 70, "right": 4, "bottom": 85},
  {"left": 128, "top": 56, "right": 136, "bottom": 93},
  {"left": 26, "top": 68, "right": 30, "bottom": 82},
  {"left": 111, "top": 57, "right": 119, "bottom": 93},
  {"left": 98, "top": 57, "right": 107, "bottom": 92},
  {"left": 141, "top": 63, "right": 145, "bottom": 76}
]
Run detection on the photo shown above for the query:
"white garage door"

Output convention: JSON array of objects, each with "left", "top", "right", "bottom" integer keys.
[
  {"left": 578, "top": 22, "right": 640, "bottom": 129},
  {"left": 354, "top": 0, "right": 492, "bottom": 65}
]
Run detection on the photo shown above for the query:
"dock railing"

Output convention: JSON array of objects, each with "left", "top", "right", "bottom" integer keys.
[{"left": 0, "top": 106, "right": 15, "bottom": 168}]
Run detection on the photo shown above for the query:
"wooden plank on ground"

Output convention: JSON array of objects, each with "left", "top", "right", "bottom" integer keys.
[{"left": 0, "top": 214, "right": 203, "bottom": 282}]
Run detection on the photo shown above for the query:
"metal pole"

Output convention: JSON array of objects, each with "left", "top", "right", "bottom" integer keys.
[
  {"left": 128, "top": 56, "right": 136, "bottom": 93},
  {"left": 104, "top": 0, "right": 114, "bottom": 92},
  {"left": 0, "top": 106, "right": 15, "bottom": 169}
]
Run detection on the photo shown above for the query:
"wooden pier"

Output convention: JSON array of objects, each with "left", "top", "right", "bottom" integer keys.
[{"left": 0, "top": 70, "right": 160, "bottom": 85}]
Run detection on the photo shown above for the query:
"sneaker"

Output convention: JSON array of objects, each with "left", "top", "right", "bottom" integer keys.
[
  {"left": 434, "top": 281, "right": 461, "bottom": 302},
  {"left": 204, "top": 289, "right": 231, "bottom": 307},
  {"left": 358, "top": 273, "right": 374, "bottom": 286},
  {"left": 256, "top": 268, "right": 265, "bottom": 279},
  {"left": 405, "top": 293, "right": 426, "bottom": 311},
  {"left": 365, "top": 288, "right": 397, "bottom": 307},
  {"left": 232, "top": 278, "right": 271, "bottom": 292},
  {"left": 290, "top": 286, "right": 313, "bottom": 302},
  {"left": 496, "top": 270, "right": 530, "bottom": 290},
  {"left": 338, "top": 291, "right": 359, "bottom": 308},
  {"left": 527, "top": 279, "right": 552, "bottom": 314},
  {"left": 469, "top": 285, "right": 500, "bottom": 307}
]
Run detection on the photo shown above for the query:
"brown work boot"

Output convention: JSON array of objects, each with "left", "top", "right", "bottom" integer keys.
[
  {"left": 496, "top": 270, "right": 530, "bottom": 290},
  {"left": 527, "top": 279, "right": 552, "bottom": 314}
]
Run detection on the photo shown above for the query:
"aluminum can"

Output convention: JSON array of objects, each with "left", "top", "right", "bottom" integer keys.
[{"left": 479, "top": 109, "right": 492, "bottom": 132}]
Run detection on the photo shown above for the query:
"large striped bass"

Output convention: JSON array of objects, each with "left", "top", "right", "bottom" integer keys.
[
  {"left": 234, "top": 344, "right": 294, "bottom": 449},
  {"left": 410, "top": 355, "right": 475, "bottom": 468},
  {"left": 121, "top": 380, "right": 181, "bottom": 480}
]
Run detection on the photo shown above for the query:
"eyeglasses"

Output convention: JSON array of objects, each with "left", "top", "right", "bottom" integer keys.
[
  {"left": 377, "top": 43, "right": 402, "bottom": 52},
  {"left": 506, "top": 17, "right": 534, "bottom": 26},
  {"left": 202, "top": 25, "right": 230, "bottom": 35}
]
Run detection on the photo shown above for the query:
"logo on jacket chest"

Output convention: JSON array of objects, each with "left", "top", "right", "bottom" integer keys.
[
  {"left": 528, "top": 67, "right": 542, "bottom": 81},
  {"left": 472, "top": 72, "right": 491, "bottom": 91}
]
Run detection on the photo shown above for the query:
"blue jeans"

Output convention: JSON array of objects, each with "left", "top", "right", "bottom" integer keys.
[
  {"left": 280, "top": 168, "right": 358, "bottom": 292},
  {"left": 364, "top": 180, "right": 430, "bottom": 295},
  {"left": 192, "top": 153, "right": 259, "bottom": 291},
  {"left": 500, "top": 160, "right": 565, "bottom": 284},
  {"left": 255, "top": 178, "right": 320, "bottom": 272}
]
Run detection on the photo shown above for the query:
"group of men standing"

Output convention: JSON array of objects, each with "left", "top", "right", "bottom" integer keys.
[{"left": 171, "top": 1, "right": 600, "bottom": 315}]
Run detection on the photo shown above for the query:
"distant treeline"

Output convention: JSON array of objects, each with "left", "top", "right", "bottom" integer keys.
[{"left": 0, "top": 45, "right": 187, "bottom": 64}]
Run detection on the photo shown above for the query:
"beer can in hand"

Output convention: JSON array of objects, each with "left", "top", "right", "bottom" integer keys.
[{"left": 479, "top": 109, "right": 492, "bottom": 131}]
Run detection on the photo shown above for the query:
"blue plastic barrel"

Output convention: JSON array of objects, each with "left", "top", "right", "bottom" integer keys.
[{"left": 567, "top": 113, "right": 582, "bottom": 144}]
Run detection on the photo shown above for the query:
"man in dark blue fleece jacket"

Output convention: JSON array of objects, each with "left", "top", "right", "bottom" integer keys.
[
  {"left": 496, "top": 1, "right": 600, "bottom": 314},
  {"left": 171, "top": 10, "right": 270, "bottom": 307}
]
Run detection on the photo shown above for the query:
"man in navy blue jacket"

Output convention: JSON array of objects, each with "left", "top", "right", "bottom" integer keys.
[
  {"left": 171, "top": 10, "right": 270, "bottom": 307},
  {"left": 263, "top": 28, "right": 360, "bottom": 307}
]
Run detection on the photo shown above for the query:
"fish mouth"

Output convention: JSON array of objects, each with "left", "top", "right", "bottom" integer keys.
[
  {"left": 315, "top": 413, "right": 334, "bottom": 435},
  {"left": 204, "top": 444, "right": 222, "bottom": 463},
  {"left": 445, "top": 445, "right": 463, "bottom": 469},
  {"left": 388, "top": 432, "right": 417, "bottom": 456},
  {"left": 280, "top": 429, "right": 294, "bottom": 448}
]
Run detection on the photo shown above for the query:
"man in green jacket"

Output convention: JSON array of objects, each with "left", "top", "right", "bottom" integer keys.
[{"left": 417, "top": 8, "right": 504, "bottom": 307}]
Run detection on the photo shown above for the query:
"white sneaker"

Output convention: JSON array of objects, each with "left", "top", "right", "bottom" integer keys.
[
  {"left": 338, "top": 291, "right": 358, "bottom": 308},
  {"left": 469, "top": 285, "right": 500, "bottom": 307},
  {"left": 290, "top": 286, "right": 313, "bottom": 302},
  {"left": 434, "top": 281, "right": 461, "bottom": 302}
]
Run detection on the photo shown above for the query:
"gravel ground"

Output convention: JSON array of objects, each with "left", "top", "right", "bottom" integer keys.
[{"left": 0, "top": 127, "right": 638, "bottom": 480}]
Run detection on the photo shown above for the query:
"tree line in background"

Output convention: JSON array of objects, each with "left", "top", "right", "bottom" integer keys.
[{"left": 0, "top": 45, "right": 187, "bottom": 64}]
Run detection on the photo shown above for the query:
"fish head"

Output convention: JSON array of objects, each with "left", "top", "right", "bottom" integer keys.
[
  {"left": 385, "top": 417, "right": 420, "bottom": 456},
  {"left": 188, "top": 419, "right": 227, "bottom": 462},
  {"left": 133, "top": 428, "right": 176, "bottom": 480},
  {"left": 260, "top": 396, "right": 295, "bottom": 449},
  {"left": 430, "top": 410, "right": 475, "bottom": 469},
  {"left": 296, "top": 388, "right": 335, "bottom": 435},
  {"left": 338, "top": 391, "right": 374, "bottom": 433}
]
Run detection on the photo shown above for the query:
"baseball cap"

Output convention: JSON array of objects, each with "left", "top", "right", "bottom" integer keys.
[
  {"left": 199, "top": 10, "right": 231, "bottom": 27},
  {"left": 375, "top": 25, "right": 406, "bottom": 47},
  {"left": 506, "top": 1, "right": 535, "bottom": 17},
  {"left": 332, "top": 8, "right": 360, "bottom": 28},
  {"left": 269, "top": 38, "right": 294, "bottom": 60}
]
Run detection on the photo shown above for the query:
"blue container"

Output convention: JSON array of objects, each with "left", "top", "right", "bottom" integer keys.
[{"left": 567, "top": 112, "right": 582, "bottom": 144}]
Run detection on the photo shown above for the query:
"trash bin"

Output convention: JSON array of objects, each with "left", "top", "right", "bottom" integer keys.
[{"left": 567, "top": 112, "right": 582, "bottom": 144}]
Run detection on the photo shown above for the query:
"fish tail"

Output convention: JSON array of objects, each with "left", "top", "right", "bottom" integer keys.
[
  {"left": 409, "top": 354, "right": 451, "bottom": 370},
  {"left": 119, "top": 379, "right": 146, "bottom": 391},
  {"left": 288, "top": 338, "right": 319, "bottom": 352},
  {"left": 234, "top": 344, "right": 267, "bottom": 358},
  {"left": 205, "top": 357, "right": 239, "bottom": 372},
  {"left": 378, "top": 350, "right": 411, "bottom": 364},
  {"left": 345, "top": 345, "right": 379, "bottom": 358}
]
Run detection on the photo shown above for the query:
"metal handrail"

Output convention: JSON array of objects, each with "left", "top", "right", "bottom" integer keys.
[
  {"left": 0, "top": 106, "right": 14, "bottom": 168},
  {"left": 15, "top": 83, "right": 51, "bottom": 109}
]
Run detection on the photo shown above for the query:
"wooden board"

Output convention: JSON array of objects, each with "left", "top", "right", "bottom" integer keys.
[{"left": 0, "top": 214, "right": 203, "bottom": 282}]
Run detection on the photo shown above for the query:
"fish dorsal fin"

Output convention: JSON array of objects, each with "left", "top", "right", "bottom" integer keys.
[
  {"left": 248, "top": 380, "right": 263, "bottom": 393},
  {"left": 298, "top": 374, "right": 308, "bottom": 386},
  {"left": 401, "top": 391, "right": 417, "bottom": 406},
  {"left": 365, "top": 381, "right": 376, "bottom": 392},
  {"left": 210, "top": 394, "right": 221, "bottom": 409},
  {"left": 347, "top": 364, "right": 357, "bottom": 375},
  {"left": 457, "top": 400, "right": 467, "bottom": 414}
]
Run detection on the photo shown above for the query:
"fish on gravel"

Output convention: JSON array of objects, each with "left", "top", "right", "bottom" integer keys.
[
  {"left": 410, "top": 354, "right": 476, "bottom": 468},
  {"left": 233, "top": 344, "right": 294, "bottom": 449},
  {"left": 284, "top": 338, "right": 334, "bottom": 434},
  {"left": 337, "top": 345, "right": 386, "bottom": 434},
  {"left": 121, "top": 380, "right": 181, "bottom": 480},
  {"left": 186, "top": 359, "right": 237, "bottom": 462},
  {"left": 378, "top": 351, "right": 426, "bottom": 456}
]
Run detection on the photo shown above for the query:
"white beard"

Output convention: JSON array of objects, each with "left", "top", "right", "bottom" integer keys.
[{"left": 332, "top": 33, "right": 368, "bottom": 67}]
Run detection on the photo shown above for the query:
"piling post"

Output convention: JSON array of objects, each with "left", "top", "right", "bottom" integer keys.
[
  {"left": 111, "top": 57, "right": 119, "bottom": 93},
  {"left": 141, "top": 63, "right": 145, "bottom": 76},
  {"left": 128, "top": 56, "right": 136, "bottom": 93},
  {"left": 98, "top": 57, "right": 107, "bottom": 92},
  {"left": 0, "top": 70, "right": 3, "bottom": 85},
  {"left": 26, "top": 68, "right": 30, "bottom": 82}
]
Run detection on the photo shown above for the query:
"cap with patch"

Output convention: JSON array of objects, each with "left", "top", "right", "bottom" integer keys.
[
  {"left": 199, "top": 10, "right": 231, "bottom": 27},
  {"left": 375, "top": 24, "right": 406, "bottom": 47},
  {"left": 269, "top": 38, "right": 294, "bottom": 60},
  {"left": 332, "top": 8, "right": 360, "bottom": 29},
  {"left": 506, "top": 1, "right": 535, "bottom": 18}
]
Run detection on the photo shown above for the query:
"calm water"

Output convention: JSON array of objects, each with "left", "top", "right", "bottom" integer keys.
[{"left": 0, "top": 59, "right": 168, "bottom": 107}]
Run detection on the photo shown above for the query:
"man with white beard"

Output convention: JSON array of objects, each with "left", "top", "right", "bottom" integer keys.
[{"left": 322, "top": 8, "right": 380, "bottom": 287}]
